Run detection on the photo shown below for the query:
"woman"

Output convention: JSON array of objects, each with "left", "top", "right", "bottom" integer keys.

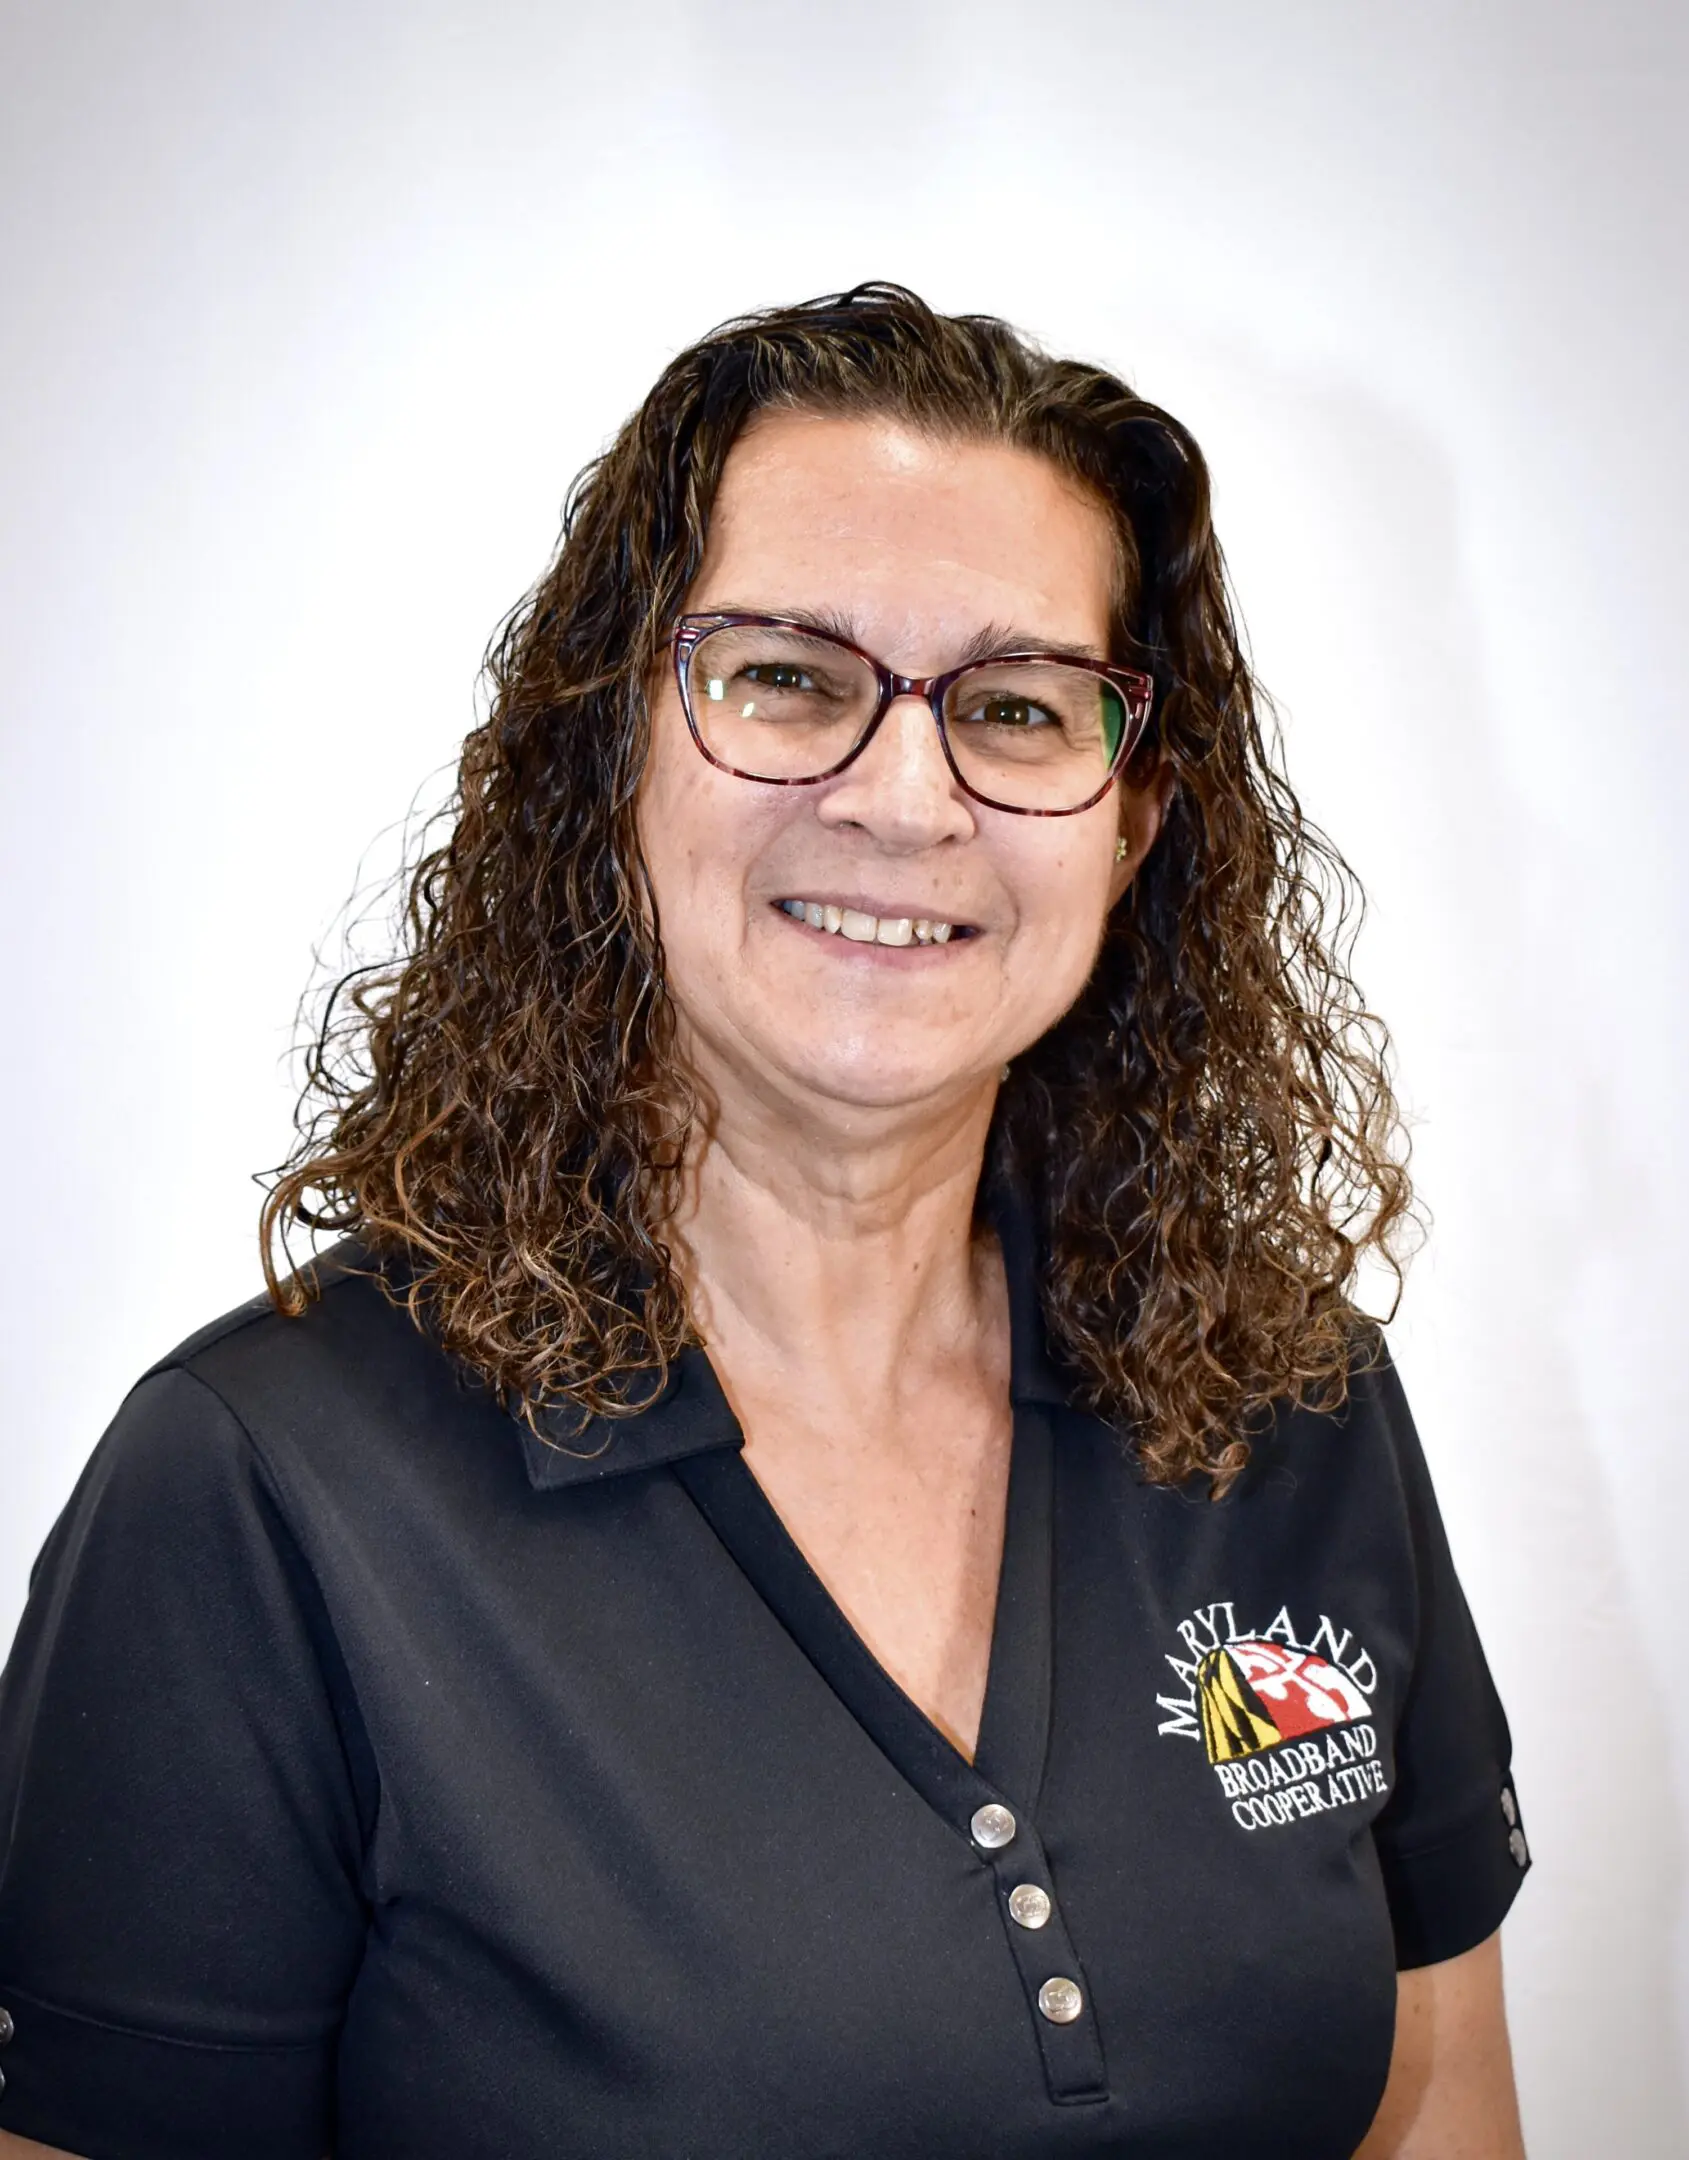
[{"left": 0, "top": 285, "right": 1529, "bottom": 2157}]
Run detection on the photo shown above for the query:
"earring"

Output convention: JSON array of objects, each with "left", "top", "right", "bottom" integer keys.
[{"left": 1115, "top": 837, "right": 1129, "bottom": 863}]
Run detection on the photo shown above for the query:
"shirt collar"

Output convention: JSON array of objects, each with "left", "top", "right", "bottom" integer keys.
[{"left": 517, "top": 1171, "right": 1070, "bottom": 1492}]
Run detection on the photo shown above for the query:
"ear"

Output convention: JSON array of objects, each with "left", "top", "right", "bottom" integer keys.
[{"left": 1107, "top": 756, "right": 1176, "bottom": 907}]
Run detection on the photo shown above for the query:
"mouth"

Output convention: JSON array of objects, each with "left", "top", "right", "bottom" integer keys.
[{"left": 773, "top": 898, "right": 976, "bottom": 948}]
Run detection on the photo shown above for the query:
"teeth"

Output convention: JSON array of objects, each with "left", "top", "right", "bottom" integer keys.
[{"left": 778, "top": 900, "right": 960, "bottom": 945}]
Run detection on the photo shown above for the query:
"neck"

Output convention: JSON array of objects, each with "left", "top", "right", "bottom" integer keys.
[{"left": 668, "top": 1074, "right": 1002, "bottom": 1406}]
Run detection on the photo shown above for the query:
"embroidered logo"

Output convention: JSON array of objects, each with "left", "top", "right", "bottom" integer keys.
[{"left": 1157, "top": 1603, "right": 1390, "bottom": 1831}]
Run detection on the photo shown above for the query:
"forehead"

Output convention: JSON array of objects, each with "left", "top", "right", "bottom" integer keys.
[{"left": 690, "top": 411, "right": 1119, "bottom": 665}]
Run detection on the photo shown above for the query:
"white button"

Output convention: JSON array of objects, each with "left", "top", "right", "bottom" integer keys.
[
  {"left": 1500, "top": 1788, "right": 1517, "bottom": 1826},
  {"left": 971, "top": 1802, "right": 1017, "bottom": 1850},
  {"left": 1008, "top": 1883, "right": 1052, "bottom": 1929},
  {"left": 1038, "top": 1975, "right": 1084, "bottom": 2024},
  {"left": 1508, "top": 1827, "right": 1529, "bottom": 1869}
]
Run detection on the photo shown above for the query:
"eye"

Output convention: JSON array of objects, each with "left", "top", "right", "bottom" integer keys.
[
  {"left": 743, "top": 662, "right": 817, "bottom": 692},
  {"left": 960, "top": 694, "right": 1056, "bottom": 731}
]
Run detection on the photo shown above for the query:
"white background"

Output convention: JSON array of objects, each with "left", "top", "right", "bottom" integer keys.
[{"left": 2, "top": 1, "right": 1684, "bottom": 2147}]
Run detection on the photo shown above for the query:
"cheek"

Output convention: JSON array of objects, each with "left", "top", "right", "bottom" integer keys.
[
  {"left": 637, "top": 706, "right": 787, "bottom": 951},
  {"left": 638, "top": 699, "right": 726, "bottom": 902},
  {"left": 1010, "top": 836, "right": 1117, "bottom": 978}
]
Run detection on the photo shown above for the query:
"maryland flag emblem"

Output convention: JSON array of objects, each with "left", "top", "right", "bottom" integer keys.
[{"left": 1196, "top": 1640, "right": 1372, "bottom": 1765}]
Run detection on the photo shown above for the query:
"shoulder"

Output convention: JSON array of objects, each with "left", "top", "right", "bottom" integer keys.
[
  {"left": 1222, "top": 1328, "right": 1430, "bottom": 1519},
  {"left": 1052, "top": 1329, "right": 1448, "bottom": 1668},
  {"left": 140, "top": 1237, "right": 422, "bottom": 1396},
  {"left": 136, "top": 1239, "right": 486, "bottom": 1449},
  {"left": 73, "top": 1240, "right": 519, "bottom": 1554},
  {"left": 1049, "top": 1325, "right": 1428, "bottom": 1519}
]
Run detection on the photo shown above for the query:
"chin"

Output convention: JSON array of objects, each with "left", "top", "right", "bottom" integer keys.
[{"left": 776, "top": 1049, "right": 992, "bottom": 1114}]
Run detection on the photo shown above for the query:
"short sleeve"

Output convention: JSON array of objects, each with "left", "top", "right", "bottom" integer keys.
[
  {"left": 0, "top": 1365, "right": 373, "bottom": 2159},
  {"left": 1360, "top": 1350, "right": 1532, "bottom": 1969}
]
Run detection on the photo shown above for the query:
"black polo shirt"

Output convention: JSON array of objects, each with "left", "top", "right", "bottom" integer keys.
[{"left": 0, "top": 1195, "right": 1529, "bottom": 2160}]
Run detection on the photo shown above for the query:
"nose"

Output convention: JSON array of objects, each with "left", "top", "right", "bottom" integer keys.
[{"left": 813, "top": 692, "right": 977, "bottom": 852}]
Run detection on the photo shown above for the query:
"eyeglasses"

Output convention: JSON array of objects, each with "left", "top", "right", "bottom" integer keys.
[{"left": 669, "top": 612, "right": 1155, "bottom": 817}]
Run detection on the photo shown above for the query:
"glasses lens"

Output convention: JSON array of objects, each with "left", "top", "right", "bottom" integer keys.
[
  {"left": 687, "top": 623, "right": 877, "bottom": 780},
  {"left": 942, "top": 661, "right": 1133, "bottom": 811}
]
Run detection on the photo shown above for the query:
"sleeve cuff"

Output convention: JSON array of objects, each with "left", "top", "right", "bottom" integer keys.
[
  {"left": 0, "top": 1984, "right": 331, "bottom": 2160},
  {"left": 1376, "top": 1780, "right": 1533, "bottom": 1970}
]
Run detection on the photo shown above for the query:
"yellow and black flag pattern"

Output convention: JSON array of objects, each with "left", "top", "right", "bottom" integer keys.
[{"left": 1197, "top": 1647, "right": 1283, "bottom": 1764}]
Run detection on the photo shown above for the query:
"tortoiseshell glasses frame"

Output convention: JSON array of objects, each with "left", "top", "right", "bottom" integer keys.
[{"left": 669, "top": 611, "right": 1156, "bottom": 817}]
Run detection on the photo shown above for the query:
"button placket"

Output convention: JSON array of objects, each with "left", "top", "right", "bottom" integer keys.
[
  {"left": 973, "top": 1809, "right": 1107, "bottom": 2105},
  {"left": 673, "top": 1386, "right": 1108, "bottom": 2106}
]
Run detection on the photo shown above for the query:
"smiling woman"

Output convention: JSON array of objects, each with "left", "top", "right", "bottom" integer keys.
[
  {"left": 0, "top": 285, "right": 1526, "bottom": 2160},
  {"left": 264, "top": 287, "right": 1413, "bottom": 1491}
]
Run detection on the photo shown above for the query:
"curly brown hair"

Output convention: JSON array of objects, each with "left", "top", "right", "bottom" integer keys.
[{"left": 261, "top": 281, "right": 1413, "bottom": 1491}]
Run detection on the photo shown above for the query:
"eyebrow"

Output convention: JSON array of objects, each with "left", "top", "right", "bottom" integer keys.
[{"left": 704, "top": 603, "right": 1110, "bottom": 670}]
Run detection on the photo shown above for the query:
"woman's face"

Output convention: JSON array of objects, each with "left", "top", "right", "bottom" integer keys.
[{"left": 637, "top": 411, "right": 1160, "bottom": 1125}]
